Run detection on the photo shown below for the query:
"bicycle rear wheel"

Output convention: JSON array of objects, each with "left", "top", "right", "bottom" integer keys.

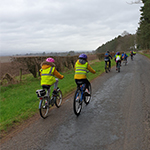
[
  {"left": 55, "top": 89, "right": 63, "bottom": 108},
  {"left": 39, "top": 97, "right": 49, "bottom": 119},
  {"left": 117, "top": 62, "right": 120, "bottom": 72},
  {"left": 105, "top": 63, "right": 109, "bottom": 73},
  {"left": 73, "top": 89, "right": 82, "bottom": 116},
  {"left": 84, "top": 83, "right": 92, "bottom": 105}
]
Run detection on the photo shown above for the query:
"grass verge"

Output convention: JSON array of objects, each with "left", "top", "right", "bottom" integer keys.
[{"left": 139, "top": 52, "right": 150, "bottom": 59}]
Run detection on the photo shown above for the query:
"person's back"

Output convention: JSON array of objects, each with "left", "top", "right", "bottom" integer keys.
[
  {"left": 122, "top": 53, "right": 128, "bottom": 59},
  {"left": 130, "top": 51, "right": 133, "bottom": 55}
]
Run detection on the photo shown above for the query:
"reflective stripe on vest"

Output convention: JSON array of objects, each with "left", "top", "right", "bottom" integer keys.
[
  {"left": 116, "top": 55, "right": 121, "bottom": 61},
  {"left": 75, "top": 62, "right": 88, "bottom": 75},
  {"left": 41, "top": 67, "right": 54, "bottom": 76}
]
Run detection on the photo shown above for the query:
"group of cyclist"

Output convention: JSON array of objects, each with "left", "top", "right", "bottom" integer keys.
[
  {"left": 39, "top": 50, "right": 136, "bottom": 99},
  {"left": 104, "top": 50, "right": 136, "bottom": 71}
]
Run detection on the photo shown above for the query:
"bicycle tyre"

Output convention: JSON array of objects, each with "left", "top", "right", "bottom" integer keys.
[
  {"left": 73, "top": 89, "right": 82, "bottom": 116},
  {"left": 55, "top": 89, "right": 63, "bottom": 108},
  {"left": 118, "top": 62, "right": 120, "bottom": 72},
  {"left": 105, "top": 63, "right": 108, "bottom": 73},
  {"left": 39, "top": 97, "right": 49, "bottom": 119},
  {"left": 84, "top": 83, "right": 92, "bottom": 105}
]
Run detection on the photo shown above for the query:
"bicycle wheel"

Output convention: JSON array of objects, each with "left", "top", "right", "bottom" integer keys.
[
  {"left": 73, "top": 89, "right": 82, "bottom": 116},
  {"left": 117, "top": 62, "right": 120, "bottom": 72},
  {"left": 55, "top": 89, "right": 63, "bottom": 108},
  {"left": 39, "top": 97, "right": 49, "bottom": 119},
  {"left": 84, "top": 83, "right": 92, "bottom": 105},
  {"left": 105, "top": 63, "right": 108, "bottom": 73}
]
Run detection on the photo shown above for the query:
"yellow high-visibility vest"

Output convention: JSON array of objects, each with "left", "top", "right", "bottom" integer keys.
[
  {"left": 75, "top": 62, "right": 88, "bottom": 76},
  {"left": 116, "top": 55, "right": 121, "bottom": 61},
  {"left": 40, "top": 67, "right": 56, "bottom": 85}
]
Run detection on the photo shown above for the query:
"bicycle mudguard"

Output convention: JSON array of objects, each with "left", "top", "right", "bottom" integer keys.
[{"left": 39, "top": 100, "right": 43, "bottom": 109}]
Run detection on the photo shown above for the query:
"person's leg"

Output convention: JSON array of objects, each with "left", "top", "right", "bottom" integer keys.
[
  {"left": 53, "top": 78, "right": 58, "bottom": 90},
  {"left": 116, "top": 61, "right": 118, "bottom": 70},
  {"left": 109, "top": 60, "right": 111, "bottom": 68},
  {"left": 105, "top": 61, "right": 107, "bottom": 69},
  {"left": 52, "top": 78, "right": 58, "bottom": 95},
  {"left": 42, "top": 85, "right": 51, "bottom": 96},
  {"left": 83, "top": 79, "right": 90, "bottom": 95}
]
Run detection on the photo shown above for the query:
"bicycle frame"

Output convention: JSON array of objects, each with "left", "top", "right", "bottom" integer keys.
[{"left": 79, "top": 84, "right": 85, "bottom": 102}]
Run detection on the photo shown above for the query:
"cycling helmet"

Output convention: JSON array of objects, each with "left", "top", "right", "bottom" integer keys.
[
  {"left": 107, "top": 51, "right": 109, "bottom": 53},
  {"left": 46, "top": 57, "right": 55, "bottom": 63},
  {"left": 79, "top": 54, "right": 87, "bottom": 59},
  {"left": 116, "top": 52, "right": 120, "bottom": 55}
]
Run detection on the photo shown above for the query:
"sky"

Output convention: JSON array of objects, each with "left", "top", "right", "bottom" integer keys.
[{"left": 0, "top": 0, "right": 143, "bottom": 56}]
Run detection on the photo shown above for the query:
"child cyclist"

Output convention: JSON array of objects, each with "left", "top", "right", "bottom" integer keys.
[
  {"left": 104, "top": 50, "right": 112, "bottom": 69},
  {"left": 74, "top": 54, "right": 96, "bottom": 96},
  {"left": 122, "top": 52, "right": 128, "bottom": 63},
  {"left": 40, "top": 57, "right": 64, "bottom": 96},
  {"left": 114, "top": 52, "right": 122, "bottom": 71}
]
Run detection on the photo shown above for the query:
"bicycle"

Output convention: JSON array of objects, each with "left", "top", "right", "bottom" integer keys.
[
  {"left": 131, "top": 55, "right": 133, "bottom": 61},
  {"left": 36, "top": 87, "right": 62, "bottom": 119},
  {"left": 73, "top": 82, "right": 92, "bottom": 116},
  {"left": 123, "top": 58, "right": 127, "bottom": 66},
  {"left": 117, "top": 61, "right": 121, "bottom": 72}
]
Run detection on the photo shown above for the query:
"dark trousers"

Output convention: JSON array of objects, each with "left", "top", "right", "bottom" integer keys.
[
  {"left": 75, "top": 79, "right": 90, "bottom": 91},
  {"left": 116, "top": 60, "right": 121, "bottom": 67}
]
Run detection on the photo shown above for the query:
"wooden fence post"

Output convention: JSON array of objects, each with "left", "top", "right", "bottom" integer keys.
[{"left": 20, "top": 68, "right": 22, "bottom": 82}]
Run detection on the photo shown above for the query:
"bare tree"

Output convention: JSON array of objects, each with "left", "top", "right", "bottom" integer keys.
[{"left": 126, "top": 0, "right": 142, "bottom": 4}]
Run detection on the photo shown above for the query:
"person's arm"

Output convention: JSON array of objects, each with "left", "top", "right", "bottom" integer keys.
[
  {"left": 109, "top": 55, "right": 112, "bottom": 59},
  {"left": 87, "top": 63, "right": 96, "bottom": 74},
  {"left": 53, "top": 69, "right": 64, "bottom": 79}
]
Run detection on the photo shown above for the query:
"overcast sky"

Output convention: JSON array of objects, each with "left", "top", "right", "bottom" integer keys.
[{"left": 0, "top": 0, "right": 142, "bottom": 56}]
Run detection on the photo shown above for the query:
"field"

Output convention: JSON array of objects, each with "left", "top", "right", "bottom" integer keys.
[{"left": 0, "top": 55, "right": 98, "bottom": 80}]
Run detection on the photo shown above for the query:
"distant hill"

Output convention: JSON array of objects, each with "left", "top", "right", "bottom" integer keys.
[{"left": 96, "top": 33, "right": 136, "bottom": 53}]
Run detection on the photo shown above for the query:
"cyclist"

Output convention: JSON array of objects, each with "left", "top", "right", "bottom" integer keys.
[
  {"left": 74, "top": 54, "right": 96, "bottom": 96},
  {"left": 104, "top": 51, "right": 112, "bottom": 70},
  {"left": 122, "top": 52, "right": 128, "bottom": 63},
  {"left": 133, "top": 50, "right": 136, "bottom": 55},
  {"left": 130, "top": 51, "right": 134, "bottom": 60},
  {"left": 40, "top": 57, "right": 64, "bottom": 96},
  {"left": 114, "top": 52, "right": 122, "bottom": 71}
]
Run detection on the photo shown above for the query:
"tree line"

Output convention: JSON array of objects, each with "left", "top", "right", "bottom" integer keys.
[{"left": 137, "top": 0, "right": 150, "bottom": 50}]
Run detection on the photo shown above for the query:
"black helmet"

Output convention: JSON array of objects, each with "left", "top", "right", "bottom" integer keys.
[{"left": 107, "top": 51, "right": 109, "bottom": 53}]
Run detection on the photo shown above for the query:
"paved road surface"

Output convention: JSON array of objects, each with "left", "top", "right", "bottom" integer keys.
[{"left": 1, "top": 54, "right": 150, "bottom": 150}]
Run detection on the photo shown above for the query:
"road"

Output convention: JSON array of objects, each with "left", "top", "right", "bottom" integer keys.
[{"left": 1, "top": 54, "right": 150, "bottom": 150}]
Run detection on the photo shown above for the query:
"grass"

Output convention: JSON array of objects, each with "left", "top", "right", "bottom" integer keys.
[
  {"left": 0, "top": 59, "right": 116, "bottom": 132},
  {"left": 139, "top": 52, "right": 150, "bottom": 59}
]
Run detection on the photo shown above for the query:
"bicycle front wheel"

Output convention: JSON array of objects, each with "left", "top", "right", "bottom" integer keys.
[
  {"left": 39, "top": 97, "right": 49, "bottom": 119},
  {"left": 55, "top": 89, "right": 63, "bottom": 108},
  {"left": 84, "top": 83, "right": 92, "bottom": 105},
  {"left": 73, "top": 89, "right": 82, "bottom": 116}
]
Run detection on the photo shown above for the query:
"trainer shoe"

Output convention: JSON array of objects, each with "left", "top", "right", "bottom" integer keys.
[
  {"left": 52, "top": 90, "right": 58, "bottom": 96},
  {"left": 84, "top": 89, "right": 91, "bottom": 96}
]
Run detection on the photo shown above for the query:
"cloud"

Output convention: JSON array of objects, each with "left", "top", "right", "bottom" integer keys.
[{"left": 0, "top": 0, "right": 142, "bottom": 55}]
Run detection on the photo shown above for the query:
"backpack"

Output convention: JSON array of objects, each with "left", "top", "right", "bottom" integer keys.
[{"left": 105, "top": 53, "right": 109, "bottom": 57}]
